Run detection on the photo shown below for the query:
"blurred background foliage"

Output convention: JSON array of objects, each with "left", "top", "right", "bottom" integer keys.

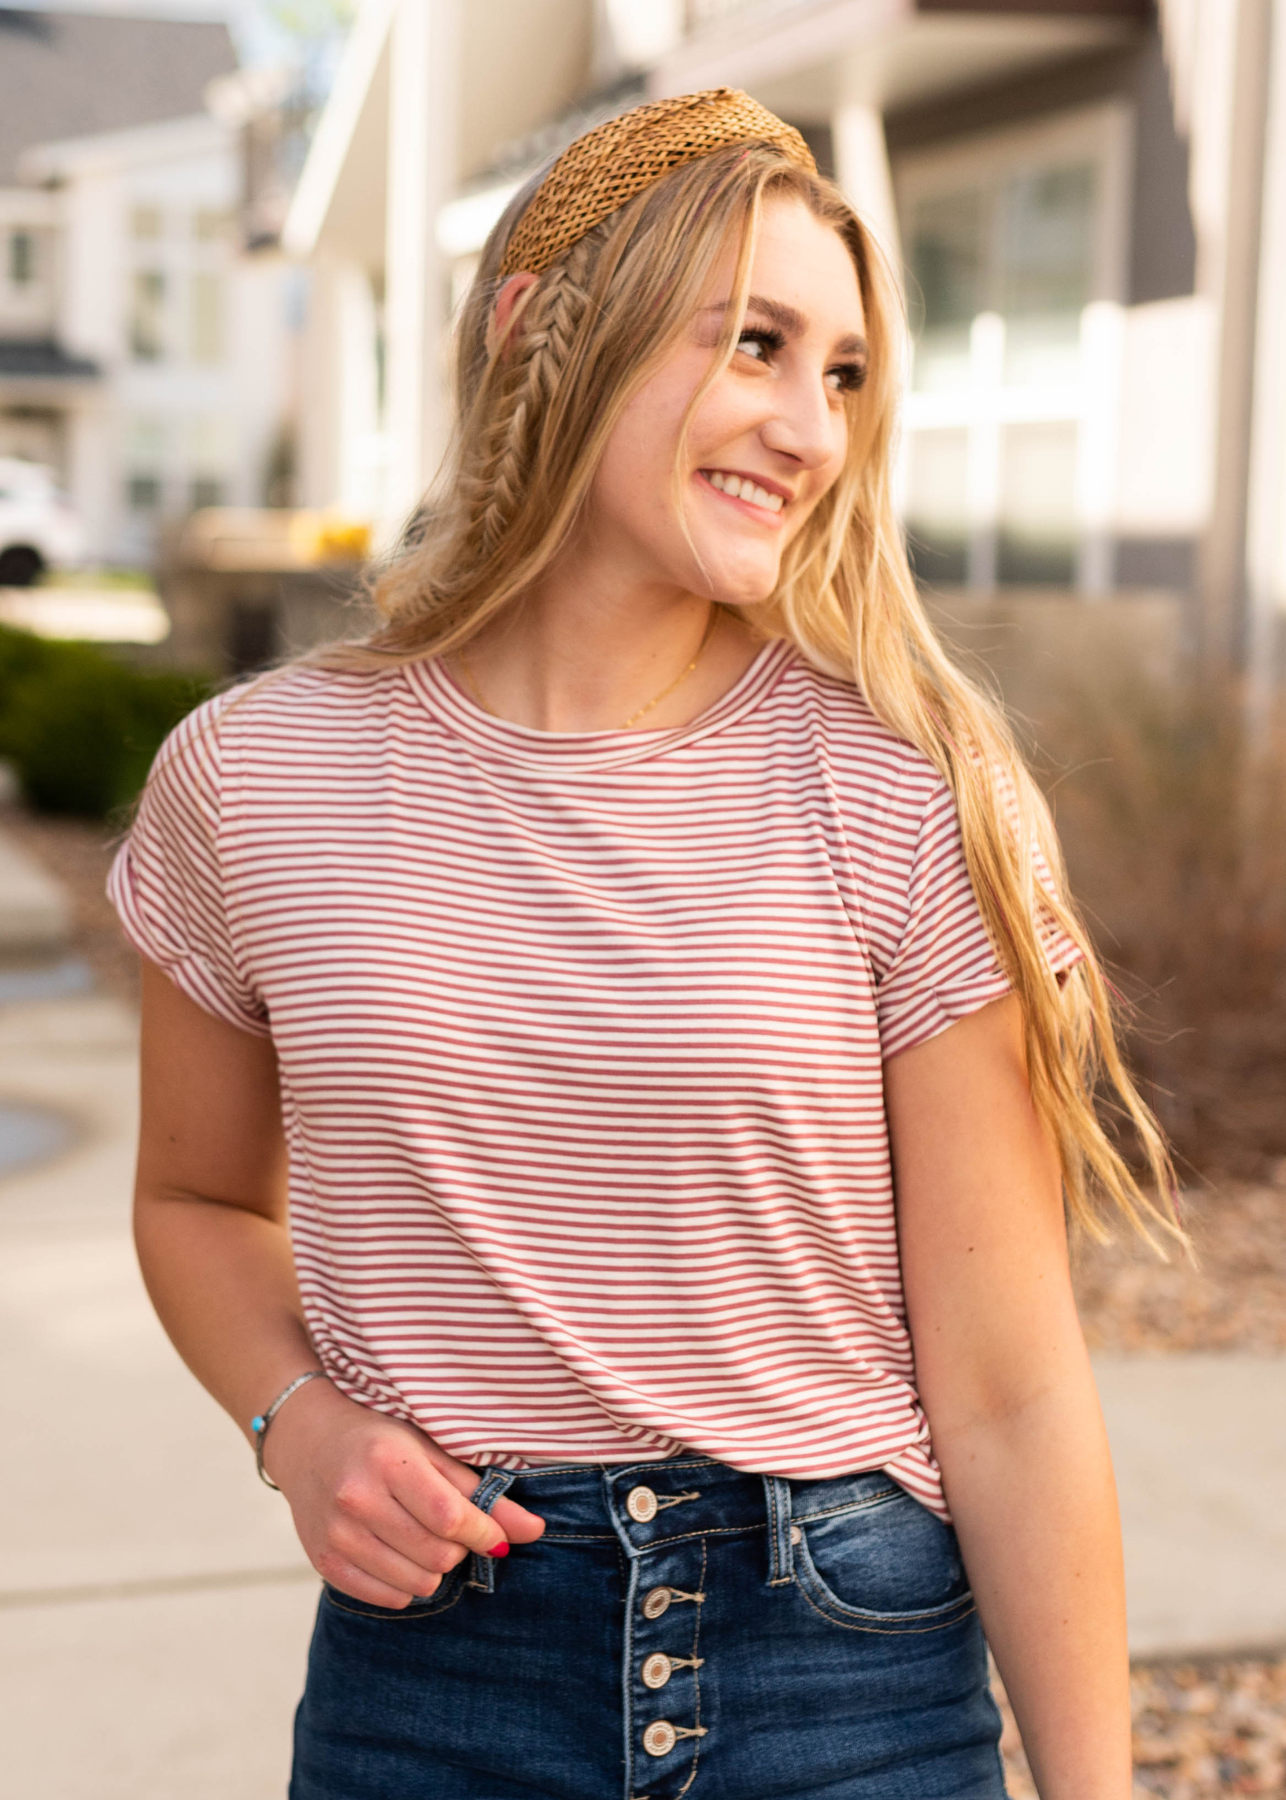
[
  {"left": 0, "top": 625, "right": 209, "bottom": 819},
  {"left": 1039, "top": 678, "right": 1286, "bottom": 1183}
]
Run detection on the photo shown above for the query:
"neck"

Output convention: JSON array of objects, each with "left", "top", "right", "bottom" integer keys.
[{"left": 456, "top": 536, "right": 751, "bottom": 733}]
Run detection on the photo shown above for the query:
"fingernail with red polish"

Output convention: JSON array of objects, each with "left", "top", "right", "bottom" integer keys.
[{"left": 488, "top": 1541, "right": 509, "bottom": 1557}]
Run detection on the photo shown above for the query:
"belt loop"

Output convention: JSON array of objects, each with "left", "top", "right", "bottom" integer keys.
[
  {"left": 468, "top": 1468, "right": 518, "bottom": 1593},
  {"left": 763, "top": 1475, "right": 795, "bottom": 1587}
]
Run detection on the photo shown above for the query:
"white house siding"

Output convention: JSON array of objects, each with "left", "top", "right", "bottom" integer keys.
[{"left": 16, "top": 115, "right": 296, "bottom": 569}]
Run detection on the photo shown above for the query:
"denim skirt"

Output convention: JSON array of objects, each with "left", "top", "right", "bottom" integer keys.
[{"left": 290, "top": 1455, "right": 1008, "bottom": 1800}]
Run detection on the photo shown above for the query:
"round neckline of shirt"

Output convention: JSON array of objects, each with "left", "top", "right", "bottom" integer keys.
[{"left": 407, "top": 637, "right": 796, "bottom": 769}]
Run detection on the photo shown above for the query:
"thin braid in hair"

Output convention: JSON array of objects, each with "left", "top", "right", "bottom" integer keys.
[{"left": 465, "top": 243, "right": 596, "bottom": 560}]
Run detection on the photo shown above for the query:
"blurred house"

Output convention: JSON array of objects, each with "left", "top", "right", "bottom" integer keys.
[
  {"left": 0, "top": 7, "right": 300, "bottom": 569},
  {"left": 284, "top": 0, "right": 1286, "bottom": 675}
]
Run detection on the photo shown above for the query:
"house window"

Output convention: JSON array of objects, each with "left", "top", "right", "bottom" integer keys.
[
  {"left": 193, "top": 208, "right": 232, "bottom": 242},
  {"left": 8, "top": 231, "right": 36, "bottom": 286},
  {"left": 127, "top": 417, "right": 166, "bottom": 511},
  {"left": 128, "top": 474, "right": 162, "bottom": 511},
  {"left": 191, "top": 273, "right": 224, "bottom": 363},
  {"left": 896, "top": 105, "right": 1130, "bottom": 592},
  {"left": 131, "top": 271, "right": 167, "bottom": 361},
  {"left": 190, "top": 475, "right": 225, "bottom": 510},
  {"left": 189, "top": 415, "right": 231, "bottom": 513}
]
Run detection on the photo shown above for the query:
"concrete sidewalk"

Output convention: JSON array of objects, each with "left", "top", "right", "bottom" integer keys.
[
  {"left": 0, "top": 948, "right": 1282, "bottom": 1793},
  {"left": 0, "top": 986, "right": 315, "bottom": 1800},
  {"left": 0, "top": 825, "right": 72, "bottom": 955}
]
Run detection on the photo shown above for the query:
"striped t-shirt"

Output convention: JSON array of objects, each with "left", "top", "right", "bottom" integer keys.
[{"left": 109, "top": 639, "right": 1068, "bottom": 1519}]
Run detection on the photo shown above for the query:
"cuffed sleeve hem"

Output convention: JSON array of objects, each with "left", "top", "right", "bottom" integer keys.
[
  {"left": 878, "top": 966, "right": 1014, "bottom": 1062},
  {"left": 108, "top": 839, "right": 271, "bottom": 1037}
]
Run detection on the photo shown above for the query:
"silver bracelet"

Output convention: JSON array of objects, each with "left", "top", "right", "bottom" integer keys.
[{"left": 250, "top": 1369, "right": 327, "bottom": 1490}]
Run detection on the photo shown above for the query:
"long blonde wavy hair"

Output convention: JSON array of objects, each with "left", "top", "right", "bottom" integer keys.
[{"left": 327, "top": 140, "right": 1181, "bottom": 1247}]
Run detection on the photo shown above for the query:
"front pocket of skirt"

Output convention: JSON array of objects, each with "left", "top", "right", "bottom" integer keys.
[
  {"left": 793, "top": 1490, "right": 975, "bottom": 1634},
  {"left": 321, "top": 1561, "right": 468, "bottom": 1623}
]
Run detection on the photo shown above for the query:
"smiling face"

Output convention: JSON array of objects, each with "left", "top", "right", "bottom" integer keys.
[{"left": 582, "top": 195, "right": 868, "bottom": 608}]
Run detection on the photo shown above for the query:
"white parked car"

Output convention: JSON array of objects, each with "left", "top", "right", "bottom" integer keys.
[{"left": 0, "top": 459, "right": 84, "bottom": 587}]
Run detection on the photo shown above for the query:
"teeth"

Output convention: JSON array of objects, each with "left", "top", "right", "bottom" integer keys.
[{"left": 705, "top": 471, "right": 784, "bottom": 512}]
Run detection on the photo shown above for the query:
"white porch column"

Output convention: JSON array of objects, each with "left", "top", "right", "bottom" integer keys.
[
  {"left": 1168, "top": 0, "right": 1277, "bottom": 667},
  {"left": 381, "top": 0, "right": 460, "bottom": 544},
  {"left": 65, "top": 399, "right": 114, "bottom": 566},
  {"left": 1244, "top": 0, "right": 1286, "bottom": 686},
  {"left": 831, "top": 100, "right": 902, "bottom": 279}
]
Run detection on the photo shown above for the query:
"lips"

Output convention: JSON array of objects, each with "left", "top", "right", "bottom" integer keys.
[{"left": 700, "top": 469, "right": 787, "bottom": 514}]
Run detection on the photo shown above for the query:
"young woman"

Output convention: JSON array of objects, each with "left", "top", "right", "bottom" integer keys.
[{"left": 111, "top": 90, "right": 1178, "bottom": 1800}]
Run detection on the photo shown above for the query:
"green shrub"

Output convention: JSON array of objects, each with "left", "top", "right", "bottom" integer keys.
[{"left": 0, "top": 625, "right": 210, "bottom": 818}]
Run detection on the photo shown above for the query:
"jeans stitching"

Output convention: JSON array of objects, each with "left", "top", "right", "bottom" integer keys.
[
  {"left": 322, "top": 1577, "right": 467, "bottom": 1624},
  {"left": 793, "top": 1577, "right": 978, "bottom": 1635},
  {"left": 794, "top": 1526, "right": 975, "bottom": 1623},
  {"left": 790, "top": 1489, "right": 901, "bottom": 1523},
  {"left": 672, "top": 1537, "right": 708, "bottom": 1799},
  {"left": 540, "top": 1530, "right": 619, "bottom": 1542},
  {"left": 625, "top": 1521, "right": 761, "bottom": 1550}
]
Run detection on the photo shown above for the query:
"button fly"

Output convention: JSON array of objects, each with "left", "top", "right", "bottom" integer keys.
[
  {"left": 642, "top": 1720, "right": 677, "bottom": 1757},
  {"left": 641, "top": 1652, "right": 672, "bottom": 1690},
  {"left": 641, "top": 1585, "right": 671, "bottom": 1619},
  {"left": 627, "top": 1485, "right": 658, "bottom": 1523}
]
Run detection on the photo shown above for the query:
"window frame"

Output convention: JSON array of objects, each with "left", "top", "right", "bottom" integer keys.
[{"left": 893, "top": 100, "right": 1135, "bottom": 594}]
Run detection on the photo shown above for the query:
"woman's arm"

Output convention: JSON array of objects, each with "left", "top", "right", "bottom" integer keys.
[
  {"left": 884, "top": 994, "right": 1130, "bottom": 1800},
  {"left": 135, "top": 957, "right": 545, "bottom": 1605}
]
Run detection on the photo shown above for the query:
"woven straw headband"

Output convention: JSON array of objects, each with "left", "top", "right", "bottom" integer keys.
[{"left": 498, "top": 87, "right": 817, "bottom": 279}]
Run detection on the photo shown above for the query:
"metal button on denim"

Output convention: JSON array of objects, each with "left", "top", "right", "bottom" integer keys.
[
  {"left": 790, "top": 1524, "right": 802, "bottom": 1545},
  {"left": 642, "top": 1720, "right": 677, "bottom": 1757},
  {"left": 627, "top": 1485, "right": 658, "bottom": 1523},
  {"left": 641, "top": 1585, "right": 671, "bottom": 1619},
  {"left": 641, "top": 1653, "right": 672, "bottom": 1690}
]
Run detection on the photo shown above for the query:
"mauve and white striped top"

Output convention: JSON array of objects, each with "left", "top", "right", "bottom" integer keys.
[{"left": 109, "top": 639, "right": 1071, "bottom": 1519}]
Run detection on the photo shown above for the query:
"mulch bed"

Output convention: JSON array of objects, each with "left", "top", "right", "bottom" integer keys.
[{"left": 5, "top": 805, "right": 1285, "bottom": 1793}]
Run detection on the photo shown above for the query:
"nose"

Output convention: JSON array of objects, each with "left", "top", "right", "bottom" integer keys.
[{"left": 759, "top": 362, "right": 843, "bottom": 472}]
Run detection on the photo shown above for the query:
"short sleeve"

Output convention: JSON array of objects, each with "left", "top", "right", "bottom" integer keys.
[
  {"left": 107, "top": 693, "right": 270, "bottom": 1036},
  {"left": 864, "top": 773, "right": 1079, "bottom": 1061}
]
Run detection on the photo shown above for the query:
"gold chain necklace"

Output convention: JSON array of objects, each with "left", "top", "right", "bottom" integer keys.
[{"left": 456, "top": 608, "right": 718, "bottom": 731}]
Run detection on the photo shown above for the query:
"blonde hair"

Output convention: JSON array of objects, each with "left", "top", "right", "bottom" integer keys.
[{"left": 328, "top": 141, "right": 1181, "bottom": 1248}]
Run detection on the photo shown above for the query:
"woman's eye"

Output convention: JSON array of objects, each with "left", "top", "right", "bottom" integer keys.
[
  {"left": 826, "top": 363, "right": 867, "bottom": 394},
  {"left": 735, "top": 328, "right": 783, "bottom": 364}
]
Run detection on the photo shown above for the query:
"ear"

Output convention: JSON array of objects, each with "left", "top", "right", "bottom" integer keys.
[{"left": 489, "top": 271, "right": 539, "bottom": 355}]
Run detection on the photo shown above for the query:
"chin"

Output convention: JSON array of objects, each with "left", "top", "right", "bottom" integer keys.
[{"left": 690, "top": 547, "right": 782, "bottom": 608}]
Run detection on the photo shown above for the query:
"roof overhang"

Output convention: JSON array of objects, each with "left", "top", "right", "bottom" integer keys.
[
  {"left": 649, "top": 0, "right": 1145, "bottom": 119},
  {"left": 0, "top": 340, "right": 102, "bottom": 392},
  {"left": 19, "top": 113, "right": 228, "bottom": 184},
  {"left": 282, "top": 0, "right": 394, "bottom": 266}
]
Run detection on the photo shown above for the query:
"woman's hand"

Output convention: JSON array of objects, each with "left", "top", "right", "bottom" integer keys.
[
  {"left": 262, "top": 1376, "right": 547, "bottom": 1608},
  {"left": 133, "top": 961, "right": 546, "bottom": 1613}
]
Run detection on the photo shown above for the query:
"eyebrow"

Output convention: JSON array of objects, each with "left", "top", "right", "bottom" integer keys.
[{"left": 700, "top": 294, "right": 868, "bottom": 359}]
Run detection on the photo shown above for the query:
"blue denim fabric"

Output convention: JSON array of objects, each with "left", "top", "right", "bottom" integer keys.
[{"left": 290, "top": 1457, "right": 1008, "bottom": 1800}]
